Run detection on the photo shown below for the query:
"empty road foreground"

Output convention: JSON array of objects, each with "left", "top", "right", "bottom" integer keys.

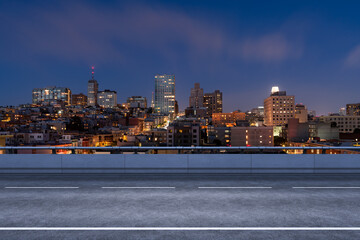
[{"left": 0, "top": 174, "right": 360, "bottom": 239}]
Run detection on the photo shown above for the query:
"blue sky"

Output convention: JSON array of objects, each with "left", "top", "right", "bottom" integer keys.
[{"left": 1, "top": 0, "right": 360, "bottom": 115}]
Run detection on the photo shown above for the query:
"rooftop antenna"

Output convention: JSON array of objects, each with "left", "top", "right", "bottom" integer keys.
[{"left": 91, "top": 66, "right": 95, "bottom": 80}]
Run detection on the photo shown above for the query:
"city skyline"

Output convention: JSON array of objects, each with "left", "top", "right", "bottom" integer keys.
[
  {"left": 2, "top": 1, "right": 360, "bottom": 114},
  {"left": 6, "top": 69, "right": 360, "bottom": 117},
  {"left": 1, "top": 2, "right": 360, "bottom": 239}
]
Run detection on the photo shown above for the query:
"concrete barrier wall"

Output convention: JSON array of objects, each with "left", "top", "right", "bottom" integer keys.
[
  {"left": 188, "top": 154, "right": 252, "bottom": 174},
  {"left": 0, "top": 155, "right": 62, "bottom": 173},
  {"left": 0, "top": 154, "right": 359, "bottom": 173}
]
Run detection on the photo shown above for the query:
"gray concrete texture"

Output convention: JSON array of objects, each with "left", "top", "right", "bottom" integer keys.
[
  {"left": 0, "top": 154, "right": 360, "bottom": 173},
  {"left": 0, "top": 174, "right": 360, "bottom": 239}
]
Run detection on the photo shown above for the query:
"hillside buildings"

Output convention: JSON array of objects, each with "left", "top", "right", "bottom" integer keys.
[
  {"left": 97, "top": 90, "right": 117, "bottom": 108},
  {"left": 32, "top": 87, "right": 71, "bottom": 106},
  {"left": 71, "top": 93, "right": 87, "bottom": 106}
]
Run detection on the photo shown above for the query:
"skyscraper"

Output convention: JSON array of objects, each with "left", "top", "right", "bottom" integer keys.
[
  {"left": 203, "top": 90, "right": 222, "bottom": 116},
  {"left": 87, "top": 66, "right": 98, "bottom": 106},
  {"left": 154, "top": 74, "right": 176, "bottom": 117},
  {"left": 264, "top": 86, "right": 295, "bottom": 126},
  {"left": 189, "top": 83, "right": 204, "bottom": 108}
]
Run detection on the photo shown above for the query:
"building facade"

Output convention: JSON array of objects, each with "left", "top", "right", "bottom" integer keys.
[
  {"left": 264, "top": 87, "right": 295, "bottom": 126},
  {"left": 87, "top": 80, "right": 98, "bottom": 106},
  {"left": 212, "top": 111, "right": 246, "bottom": 127},
  {"left": 127, "top": 96, "right": 147, "bottom": 108},
  {"left": 97, "top": 90, "right": 117, "bottom": 108},
  {"left": 203, "top": 90, "right": 222, "bottom": 116},
  {"left": 71, "top": 93, "right": 87, "bottom": 106},
  {"left": 287, "top": 118, "right": 309, "bottom": 142},
  {"left": 295, "top": 104, "right": 308, "bottom": 123},
  {"left": 189, "top": 83, "right": 204, "bottom": 108},
  {"left": 32, "top": 87, "right": 71, "bottom": 106},
  {"left": 207, "top": 126, "right": 231, "bottom": 146},
  {"left": 320, "top": 115, "right": 360, "bottom": 133},
  {"left": 167, "top": 121, "right": 200, "bottom": 146},
  {"left": 346, "top": 103, "right": 360, "bottom": 116},
  {"left": 231, "top": 126, "right": 274, "bottom": 146},
  {"left": 154, "top": 74, "right": 176, "bottom": 117}
]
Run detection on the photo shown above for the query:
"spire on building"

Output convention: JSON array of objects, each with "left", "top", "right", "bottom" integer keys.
[{"left": 91, "top": 66, "right": 95, "bottom": 80}]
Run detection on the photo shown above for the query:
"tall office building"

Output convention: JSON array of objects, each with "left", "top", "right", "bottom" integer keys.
[
  {"left": 189, "top": 83, "right": 204, "bottom": 108},
  {"left": 154, "top": 74, "right": 176, "bottom": 117},
  {"left": 87, "top": 66, "right": 98, "bottom": 106},
  {"left": 203, "top": 90, "right": 222, "bottom": 116},
  {"left": 346, "top": 103, "right": 360, "bottom": 116},
  {"left": 264, "top": 86, "right": 295, "bottom": 126},
  {"left": 32, "top": 87, "right": 71, "bottom": 106},
  {"left": 97, "top": 90, "right": 117, "bottom": 108}
]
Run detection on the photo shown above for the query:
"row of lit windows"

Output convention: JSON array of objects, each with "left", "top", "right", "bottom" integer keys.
[{"left": 272, "top": 110, "right": 293, "bottom": 113}]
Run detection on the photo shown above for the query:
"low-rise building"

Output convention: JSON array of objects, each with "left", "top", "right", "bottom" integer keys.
[
  {"left": 207, "top": 126, "right": 231, "bottom": 146},
  {"left": 286, "top": 118, "right": 309, "bottom": 142},
  {"left": 32, "top": 87, "right": 71, "bottom": 106},
  {"left": 212, "top": 111, "right": 246, "bottom": 127},
  {"left": 167, "top": 121, "right": 201, "bottom": 146},
  {"left": 320, "top": 115, "right": 360, "bottom": 133},
  {"left": 97, "top": 90, "right": 117, "bottom": 108},
  {"left": 231, "top": 127, "right": 273, "bottom": 146},
  {"left": 71, "top": 93, "right": 87, "bottom": 106}
]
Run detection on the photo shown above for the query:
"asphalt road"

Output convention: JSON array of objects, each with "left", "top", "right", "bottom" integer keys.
[{"left": 0, "top": 174, "right": 360, "bottom": 239}]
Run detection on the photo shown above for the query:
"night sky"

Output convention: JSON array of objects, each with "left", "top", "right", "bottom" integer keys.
[{"left": 1, "top": 0, "right": 360, "bottom": 115}]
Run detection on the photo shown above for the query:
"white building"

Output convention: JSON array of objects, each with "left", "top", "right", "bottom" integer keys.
[
  {"left": 320, "top": 116, "right": 360, "bottom": 133},
  {"left": 97, "top": 90, "right": 117, "bottom": 108}
]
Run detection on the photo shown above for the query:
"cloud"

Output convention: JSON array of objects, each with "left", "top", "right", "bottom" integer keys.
[
  {"left": 345, "top": 44, "right": 360, "bottom": 67},
  {"left": 232, "top": 33, "right": 303, "bottom": 62},
  {"left": 1, "top": 2, "right": 303, "bottom": 64}
]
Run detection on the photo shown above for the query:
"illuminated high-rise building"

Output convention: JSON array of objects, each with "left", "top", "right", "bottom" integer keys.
[
  {"left": 264, "top": 86, "right": 295, "bottom": 126},
  {"left": 189, "top": 83, "right": 204, "bottom": 108},
  {"left": 203, "top": 90, "right": 222, "bottom": 116},
  {"left": 32, "top": 87, "right": 71, "bottom": 106},
  {"left": 87, "top": 66, "right": 98, "bottom": 106},
  {"left": 154, "top": 74, "right": 176, "bottom": 117}
]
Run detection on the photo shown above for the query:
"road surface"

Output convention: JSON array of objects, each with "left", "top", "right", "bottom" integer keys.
[{"left": 0, "top": 174, "right": 359, "bottom": 239}]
